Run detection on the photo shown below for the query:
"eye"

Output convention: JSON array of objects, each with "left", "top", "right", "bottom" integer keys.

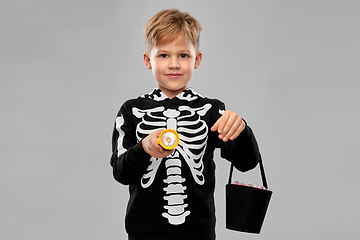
[
  {"left": 180, "top": 54, "right": 188, "bottom": 58},
  {"left": 160, "top": 54, "right": 168, "bottom": 58}
]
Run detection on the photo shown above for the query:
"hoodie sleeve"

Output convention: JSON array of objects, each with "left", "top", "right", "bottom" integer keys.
[
  {"left": 210, "top": 100, "right": 260, "bottom": 172},
  {"left": 110, "top": 101, "right": 151, "bottom": 185}
]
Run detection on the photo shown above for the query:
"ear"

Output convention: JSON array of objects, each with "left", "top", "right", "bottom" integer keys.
[
  {"left": 143, "top": 53, "right": 152, "bottom": 69},
  {"left": 194, "top": 51, "right": 203, "bottom": 69}
]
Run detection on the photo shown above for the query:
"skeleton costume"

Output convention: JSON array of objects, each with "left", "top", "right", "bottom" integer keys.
[{"left": 110, "top": 88, "right": 260, "bottom": 240}]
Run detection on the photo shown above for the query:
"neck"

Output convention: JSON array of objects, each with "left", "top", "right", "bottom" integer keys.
[{"left": 158, "top": 87, "right": 188, "bottom": 99}]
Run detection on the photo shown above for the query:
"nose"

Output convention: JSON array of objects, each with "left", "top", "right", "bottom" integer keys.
[{"left": 168, "top": 57, "right": 180, "bottom": 69}]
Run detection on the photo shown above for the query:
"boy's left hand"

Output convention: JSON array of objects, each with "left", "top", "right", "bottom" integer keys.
[{"left": 211, "top": 110, "right": 245, "bottom": 142}]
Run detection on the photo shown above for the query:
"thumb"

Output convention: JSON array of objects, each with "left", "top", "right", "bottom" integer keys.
[
  {"left": 153, "top": 129, "right": 165, "bottom": 152},
  {"left": 154, "top": 129, "right": 166, "bottom": 145}
]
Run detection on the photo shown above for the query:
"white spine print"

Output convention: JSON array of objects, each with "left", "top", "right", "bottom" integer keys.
[
  {"left": 162, "top": 154, "right": 190, "bottom": 225},
  {"left": 161, "top": 109, "right": 190, "bottom": 224}
]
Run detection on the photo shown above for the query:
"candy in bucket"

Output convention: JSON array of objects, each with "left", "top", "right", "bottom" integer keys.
[{"left": 233, "top": 181, "right": 266, "bottom": 190}]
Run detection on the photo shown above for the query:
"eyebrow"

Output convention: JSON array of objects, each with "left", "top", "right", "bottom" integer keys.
[{"left": 156, "top": 49, "right": 192, "bottom": 54}]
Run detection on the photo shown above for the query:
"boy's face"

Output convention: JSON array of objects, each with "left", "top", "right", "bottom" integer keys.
[{"left": 143, "top": 37, "right": 202, "bottom": 99}]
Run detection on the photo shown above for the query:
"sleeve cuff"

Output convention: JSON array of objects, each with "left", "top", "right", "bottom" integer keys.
[
  {"left": 234, "top": 119, "right": 253, "bottom": 145},
  {"left": 130, "top": 141, "right": 152, "bottom": 165}
]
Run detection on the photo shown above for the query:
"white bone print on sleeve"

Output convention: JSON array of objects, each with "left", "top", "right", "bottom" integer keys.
[{"left": 115, "top": 115, "right": 126, "bottom": 157}]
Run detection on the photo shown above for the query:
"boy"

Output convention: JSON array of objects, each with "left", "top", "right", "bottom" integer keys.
[{"left": 110, "top": 9, "right": 261, "bottom": 240}]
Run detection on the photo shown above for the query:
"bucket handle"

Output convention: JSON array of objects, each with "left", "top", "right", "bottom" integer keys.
[{"left": 228, "top": 154, "right": 269, "bottom": 190}]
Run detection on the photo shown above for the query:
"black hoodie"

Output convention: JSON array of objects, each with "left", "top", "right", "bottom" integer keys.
[{"left": 110, "top": 88, "right": 260, "bottom": 240}]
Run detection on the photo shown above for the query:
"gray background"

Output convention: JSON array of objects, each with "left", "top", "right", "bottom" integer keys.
[{"left": 1, "top": 0, "right": 359, "bottom": 239}]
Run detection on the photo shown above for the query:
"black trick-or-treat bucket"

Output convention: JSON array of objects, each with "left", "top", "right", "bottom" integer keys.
[{"left": 225, "top": 155, "right": 272, "bottom": 234}]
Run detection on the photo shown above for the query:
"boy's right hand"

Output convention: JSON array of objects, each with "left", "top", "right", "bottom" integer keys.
[{"left": 142, "top": 129, "right": 175, "bottom": 159}]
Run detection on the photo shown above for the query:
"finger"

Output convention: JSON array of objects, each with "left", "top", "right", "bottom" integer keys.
[
  {"left": 217, "top": 111, "right": 230, "bottom": 135},
  {"left": 154, "top": 128, "right": 167, "bottom": 150},
  {"left": 150, "top": 135, "right": 163, "bottom": 153},
  {"left": 156, "top": 139, "right": 165, "bottom": 153},
  {"left": 222, "top": 125, "right": 237, "bottom": 142},
  {"left": 221, "top": 113, "right": 238, "bottom": 139},
  {"left": 224, "top": 118, "right": 244, "bottom": 141},
  {"left": 230, "top": 125, "right": 244, "bottom": 140},
  {"left": 211, "top": 118, "right": 220, "bottom": 132},
  {"left": 156, "top": 145, "right": 164, "bottom": 153}
]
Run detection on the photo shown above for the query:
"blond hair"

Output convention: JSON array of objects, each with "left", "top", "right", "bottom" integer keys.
[{"left": 143, "top": 9, "right": 202, "bottom": 54}]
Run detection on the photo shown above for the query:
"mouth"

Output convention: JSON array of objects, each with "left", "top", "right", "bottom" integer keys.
[{"left": 166, "top": 73, "right": 183, "bottom": 79}]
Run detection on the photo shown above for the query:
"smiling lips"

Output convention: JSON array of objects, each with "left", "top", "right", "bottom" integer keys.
[{"left": 166, "top": 73, "right": 183, "bottom": 78}]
